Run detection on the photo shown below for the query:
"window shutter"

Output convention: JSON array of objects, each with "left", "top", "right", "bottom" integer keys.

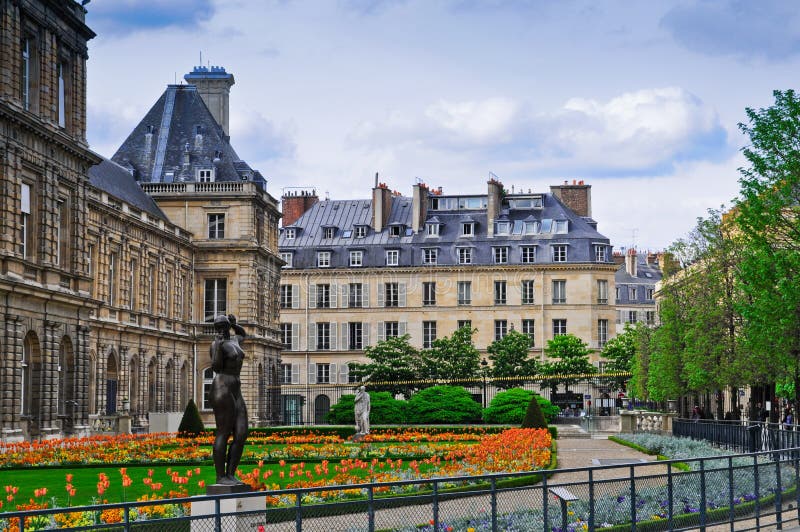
[
  {"left": 330, "top": 363, "right": 338, "bottom": 384},
  {"left": 291, "top": 363, "right": 300, "bottom": 384},
  {"left": 330, "top": 284, "right": 337, "bottom": 308},
  {"left": 377, "top": 322, "right": 385, "bottom": 342},
  {"left": 362, "top": 283, "right": 370, "bottom": 307},
  {"left": 341, "top": 323, "right": 349, "bottom": 351},
  {"left": 292, "top": 286, "right": 299, "bottom": 309},
  {"left": 399, "top": 283, "right": 407, "bottom": 307},
  {"left": 308, "top": 363, "right": 317, "bottom": 384},
  {"left": 308, "top": 323, "right": 317, "bottom": 351},
  {"left": 399, "top": 322, "right": 407, "bottom": 336},
  {"left": 291, "top": 323, "right": 299, "bottom": 350},
  {"left": 377, "top": 284, "right": 385, "bottom": 307},
  {"left": 309, "top": 285, "right": 317, "bottom": 309},
  {"left": 340, "top": 285, "right": 349, "bottom": 308},
  {"left": 340, "top": 364, "right": 349, "bottom": 383},
  {"left": 363, "top": 323, "right": 370, "bottom": 347},
  {"left": 330, "top": 323, "right": 338, "bottom": 350}
]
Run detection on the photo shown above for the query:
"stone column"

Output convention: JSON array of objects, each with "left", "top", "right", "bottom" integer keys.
[
  {"left": 42, "top": 320, "right": 62, "bottom": 434},
  {"left": 76, "top": 325, "right": 90, "bottom": 428},
  {"left": 138, "top": 349, "right": 147, "bottom": 426},
  {"left": 1, "top": 315, "right": 23, "bottom": 439},
  {"left": 156, "top": 351, "right": 164, "bottom": 412},
  {"left": 119, "top": 346, "right": 129, "bottom": 411},
  {"left": 96, "top": 345, "right": 107, "bottom": 415}
]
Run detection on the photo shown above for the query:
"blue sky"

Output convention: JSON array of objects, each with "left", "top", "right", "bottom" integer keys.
[{"left": 84, "top": 0, "right": 800, "bottom": 250}]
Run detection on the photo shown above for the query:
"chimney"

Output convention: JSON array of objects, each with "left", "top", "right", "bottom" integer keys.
[
  {"left": 625, "top": 248, "right": 638, "bottom": 277},
  {"left": 487, "top": 178, "right": 503, "bottom": 237},
  {"left": 612, "top": 251, "right": 625, "bottom": 266},
  {"left": 184, "top": 66, "right": 235, "bottom": 136},
  {"left": 281, "top": 189, "right": 318, "bottom": 227},
  {"left": 550, "top": 180, "right": 592, "bottom": 217},
  {"left": 372, "top": 174, "right": 392, "bottom": 232},
  {"left": 412, "top": 182, "right": 430, "bottom": 233}
]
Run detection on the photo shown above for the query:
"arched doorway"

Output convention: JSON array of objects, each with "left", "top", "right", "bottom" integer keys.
[
  {"left": 22, "top": 332, "right": 42, "bottom": 437},
  {"left": 58, "top": 336, "right": 75, "bottom": 432},
  {"left": 106, "top": 351, "right": 118, "bottom": 415},
  {"left": 314, "top": 394, "right": 330, "bottom": 425}
]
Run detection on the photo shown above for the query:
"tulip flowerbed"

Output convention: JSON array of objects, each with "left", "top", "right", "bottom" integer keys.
[{"left": 0, "top": 427, "right": 552, "bottom": 529}]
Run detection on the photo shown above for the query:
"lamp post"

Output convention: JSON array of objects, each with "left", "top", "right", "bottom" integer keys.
[{"left": 481, "top": 358, "right": 489, "bottom": 409}]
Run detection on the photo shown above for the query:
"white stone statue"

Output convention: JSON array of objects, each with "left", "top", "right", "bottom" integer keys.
[{"left": 354, "top": 386, "right": 370, "bottom": 435}]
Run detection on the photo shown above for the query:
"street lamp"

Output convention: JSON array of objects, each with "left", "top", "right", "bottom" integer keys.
[{"left": 481, "top": 358, "right": 489, "bottom": 409}]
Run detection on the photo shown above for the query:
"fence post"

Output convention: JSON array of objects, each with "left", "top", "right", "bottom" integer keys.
[
  {"left": 775, "top": 453, "right": 783, "bottom": 530},
  {"left": 795, "top": 447, "right": 800, "bottom": 525},
  {"left": 542, "top": 470, "right": 549, "bottom": 529},
  {"left": 215, "top": 497, "right": 221, "bottom": 532},
  {"left": 368, "top": 484, "right": 375, "bottom": 532},
  {"left": 700, "top": 458, "right": 707, "bottom": 529},
  {"left": 124, "top": 503, "right": 131, "bottom": 532},
  {"left": 630, "top": 465, "right": 636, "bottom": 532},
  {"left": 728, "top": 456, "right": 735, "bottom": 530},
  {"left": 754, "top": 454, "right": 761, "bottom": 529},
  {"left": 490, "top": 477, "right": 497, "bottom": 532},
  {"left": 588, "top": 469, "right": 595, "bottom": 532},
  {"left": 667, "top": 462, "right": 674, "bottom": 530},
  {"left": 432, "top": 480, "right": 439, "bottom": 532},
  {"left": 295, "top": 490, "right": 302, "bottom": 532}
]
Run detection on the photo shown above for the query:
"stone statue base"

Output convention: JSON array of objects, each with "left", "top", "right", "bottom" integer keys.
[
  {"left": 191, "top": 488, "right": 263, "bottom": 532},
  {"left": 351, "top": 432, "right": 367, "bottom": 443}
]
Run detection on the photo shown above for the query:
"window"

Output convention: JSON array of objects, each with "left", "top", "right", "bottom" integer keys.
[
  {"left": 384, "top": 283, "right": 399, "bottom": 307},
  {"left": 349, "top": 283, "right": 363, "bottom": 308},
  {"left": 493, "top": 247, "right": 508, "bottom": 264},
  {"left": 422, "top": 248, "right": 438, "bottom": 265},
  {"left": 597, "top": 280, "right": 608, "bottom": 304},
  {"left": 349, "top": 250, "right": 363, "bottom": 267},
  {"left": 646, "top": 311, "right": 656, "bottom": 325},
  {"left": 198, "top": 168, "right": 214, "bottom": 182},
  {"left": 628, "top": 311, "right": 638, "bottom": 324},
  {"left": 494, "top": 320, "right": 508, "bottom": 341},
  {"left": 108, "top": 253, "right": 117, "bottom": 306},
  {"left": 423, "top": 321, "right": 437, "bottom": 348},
  {"left": 426, "top": 223, "right": 440, "bottom": 237},
  {"left": 281, "top": 364, "right": 293, "bottom": 384},
  {"left": 615, "top": 287, "right": 621, "bottom": 300},
  {"left": 522, "top": 280, "right": 535, "bottom": 304},
  {"left": 595, "top": 245, "right": 607, "bottom": 262},
  {"left": 598, "top": 319, "right": 608, "bottom": 347},
  {"left": 461, "top": 222, "right": 475, "bottom": 236},
  {"left": 349, "top": 322, "right": 363, "bottom": 350},
  {"left": 57, "top": 62, "right": 66, "bottom": 127},
  {"left": 389, "top": 225, "right": 403, "bottom": 237},
  {"left": 208, "top": 213, "right": 225, "bottom": 239},
  {"left": 316, "top": 284, "right": 331, "bottom": 308},
  {"left": 323, "top": 227, "right": 335, "bottom": 239},
  {"left": 457, "top": 248, "right": 472, "bottom": 264},
  {"left": 21, "top": 38, "right": 32, "bottom": 110},
  {"left": 521, "top": 247, "right": 536, "bottom": 264},
  {"left": 317, "top": 363, "right": 332, "bottom": 383},
  {"left": 494, "top": 281, "right": 507, "bottom": 305},
  {"left": 316, "top": 323, "right": 331, "bottom": 350},
  {"left": 280, "top": 285, "right": 294, "bottom": 308},
  {"left": 522, "top": 319, "right": 535, "bottom": 346},
  {"left": 280, "top": 323, "right": 292, "bottom": 350},
  {"left": 646, "top": 288, "right": 655, "bottom": 300},
  {"left": 551, "top": 245, "right": 567, "bottom": 262},
  {"left": 457, "top": 320, "right": 472, "bottom": 330},
  {"left": 496, "top": 222, "right": 511, "bottom": 235},
  {"left": 524, "top": 221, "right": 541, "bottom": 235},
  {"left": 280, "top": 252, "right": 293, "bottom": 268},
  {"left": 20, "top": 183, "right": 31, "bottom": 258},
  {"left": 202, "top": 368, "right": 214, "bottom": 410},
  {"left": 553, "top": 319, "right": 567, "bottom": 336},
  {"left": 457, "top": 281, "right": 472, "bottom": 305},
  {"left": 423, "top": 282, "right": 436, "bottom": 306},
  {"left": 552, "top": 280, "right": 566, "bottom": 304},
  {"left": 630, "top": 287, "right": 637, "bottom": 300},
  {"left": 342, "top": 230, "right": 352, "bottom": 238},
  {"left": 385, "top": 250, "right": 399, "bottom": 266},
  {"left": 204, "top": 279, "right": 227, "bottom": 321},
  {"left": 384, "top": 321, "right": 400, "bottom": 339},
  {"left": 554, "top": 220, "right": 568, "bottom": 233},
  {"left": 284, "top": 228, "right": 296, "bottom": 240},
  {"left": 355, "top": 226, "right": 367, "bottom": 238},
  {"left": 317, "top": 251, "right": 331, "bottom": 268}
]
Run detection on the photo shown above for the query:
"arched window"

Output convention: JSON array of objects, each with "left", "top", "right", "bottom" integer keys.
[
  {"left": 147, "top": 358, "right": 157, "bottom": 412},
  {"left": 88, "top": 350, "right": 97, "bottom": 415},
  {"left": 106, "top": 352, "right": 118, "bottom": 415},
  {"left": 129, "top": 356, "right": 139, "bottom": 416},
  {"left": 180, "top": 362, "right": 189, "bottom": 411},
  {"left": 22, "top": 332, "right": 42, "bottom": 419},
  {"left": 202, "top": 368, "right": 214, "bottom": 411},
  {"left": 314, "top": 394, "right": 330, "bottom": 425},
  {"left": 58, "top": 337, "right": 75, "bottom": 418}
]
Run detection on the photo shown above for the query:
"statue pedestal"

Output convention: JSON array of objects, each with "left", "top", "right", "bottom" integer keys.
[
  {"left": 351, "top": 432, "right": 367, "bottom": 443},
  {"left": 191, "top": 485, "right": 263, "bottom": 532}
]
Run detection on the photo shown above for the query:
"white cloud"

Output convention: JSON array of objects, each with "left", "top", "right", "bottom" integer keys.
[{"left": 424, "top": 97, "right": 520, "bottom": 143}]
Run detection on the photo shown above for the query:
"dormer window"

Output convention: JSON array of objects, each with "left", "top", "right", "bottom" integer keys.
[
  {"left": 524, "top": 221, "right": 541, "bottom": 235},
  {"left": 198, "top": 168, "right": 214, "bottom": 182},
  {"left": 323, "top": 227, "right": 336, "bottom": 239},
  {"left": 389, "top": 225, "right": 404, "bottom": 237},
  {"left": 280, "top": 252, "right": 293, "bottom": 268},
  {"left": 426, "top": 223, "right": 440, "bottom": 237},
  {"left": 594, "top": 245, "right": 607, "bottom": 262},
  {"left": 495, "top": 221, "right": 511, "bottom": 235},
  {"left": 355, "top": 226, "right": 367, "bottom": 238},
  {"left": 284, "top": 228, "right": 296, "bottom": 240},
  {"left": 461, "top": 222, "right": 475, "bottom": 237},
  {"left": 553, "top": 220, "right": 568, "bottom": 234}
]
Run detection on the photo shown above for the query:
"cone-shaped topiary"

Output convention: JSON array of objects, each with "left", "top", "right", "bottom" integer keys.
[
  {"left": 177, "top": 398, "right": 206, "bottom": 437},
  {"left": 521, "top": 393, "right": 548, "bottom": 429}
]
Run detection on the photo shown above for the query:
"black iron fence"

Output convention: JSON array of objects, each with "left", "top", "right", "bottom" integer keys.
[
  {"left": 675, "top": 418, "right": 800, "bottom": 454},
  {"left": 278, "top": 373, "right": 640, "bottom": 425},
  {"left": 3, "top": 446, "right": 799, "bottom": 531}
]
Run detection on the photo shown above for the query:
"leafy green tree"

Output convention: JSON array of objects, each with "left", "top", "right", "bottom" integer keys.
[
  {"left": 600, "top": 324, "right": 637, "bottom": 389},
  {"left": 487, "top": 330, "right": 537, "bottom": 389},
  {"left": 350, "top": 334, "right": 421, "bottom": 396},
  {"left": 406, "top": 386, "right": 482, "bottom": 424},
  {"left": 419, "top": 325, "right": 480, "bottom": 382},
  {"left": 540, "top": 334, "right": 596, "bottom": 393},
  {"left": 327, "top": 391, "right": 405, "bottom": 425}
]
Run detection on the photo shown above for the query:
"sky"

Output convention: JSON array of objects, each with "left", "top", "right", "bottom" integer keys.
[{"left": 83, "top": 0, "right": 800, "bottom": 251}]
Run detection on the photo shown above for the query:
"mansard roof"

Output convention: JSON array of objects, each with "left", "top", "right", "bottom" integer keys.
[
  {"left": 110, "top": 84, "right": 265, "bottom": 187},
  {"left": 615, "top": 255, "right": 663, "bottom": 304},
  {"left": 280, "top": 190, "right": 613, "bottom": 269},
  {"left": 88, "top": 156, "right": 167, "bottom": 221}
]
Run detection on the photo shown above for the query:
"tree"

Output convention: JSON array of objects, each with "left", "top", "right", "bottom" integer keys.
[
  {"left": 419, "top": 325, "right": 481, "bottom": 382},
  {"left": 600, "top": 324, "right": 637, "bottom": 389},
  {"left": 521, "top": 393, "right": 548, "bottom": 429},
  {"left": 350, "top": 334, "right": 421, "bottom": 397},
  {"left": 177, "top": 399, "right": 205, "bottom": 437},
  {"left": 487, "top": 330, "right": 537, "bottom": 389},
  {"left": 483, "top": 388, "right": 559, "bottom": 424},
  {"left": 405, "top": 386, "right": 482, "bottom": 424},
  {"left": 539, "top": 334, "right": 596, "bottom": 395}
]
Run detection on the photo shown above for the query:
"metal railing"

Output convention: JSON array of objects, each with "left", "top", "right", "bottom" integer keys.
[{"left": 3, "top": 447, "right": 799, "bottom": 531}]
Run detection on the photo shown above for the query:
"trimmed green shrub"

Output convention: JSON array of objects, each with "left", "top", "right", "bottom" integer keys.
[
  {"left": 326, "top": 392, "right": 406, "bottom": 425},
  {"left": 483, "top": 388, "right": 534, "bottom": 424},
  {"left": 406, "top": 386, "right": 482, "bottom": 424},
  {"left": 177, "top": 398, "right": 205, "bottom": 437},
  {"left": 521, "top": 393, "right": 547, "bottom": 429}
]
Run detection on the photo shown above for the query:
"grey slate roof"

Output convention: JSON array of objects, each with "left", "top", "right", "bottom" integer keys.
[
  {"left": 614, "top": 256, "right": 662, "bottom": 304},
  {"left": 110, "top": 84, "right": 265, "bottom": 187},
  {"left": 88, "top": 157, "right": 168, "bottom": 221},
  {"left": 280, "top": 191, "right": 613, "bottom": 269}
]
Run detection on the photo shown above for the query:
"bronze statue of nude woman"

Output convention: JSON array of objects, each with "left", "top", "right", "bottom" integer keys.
[{"left": 210, "top": 314, "right": 248, "bottom": 486}]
